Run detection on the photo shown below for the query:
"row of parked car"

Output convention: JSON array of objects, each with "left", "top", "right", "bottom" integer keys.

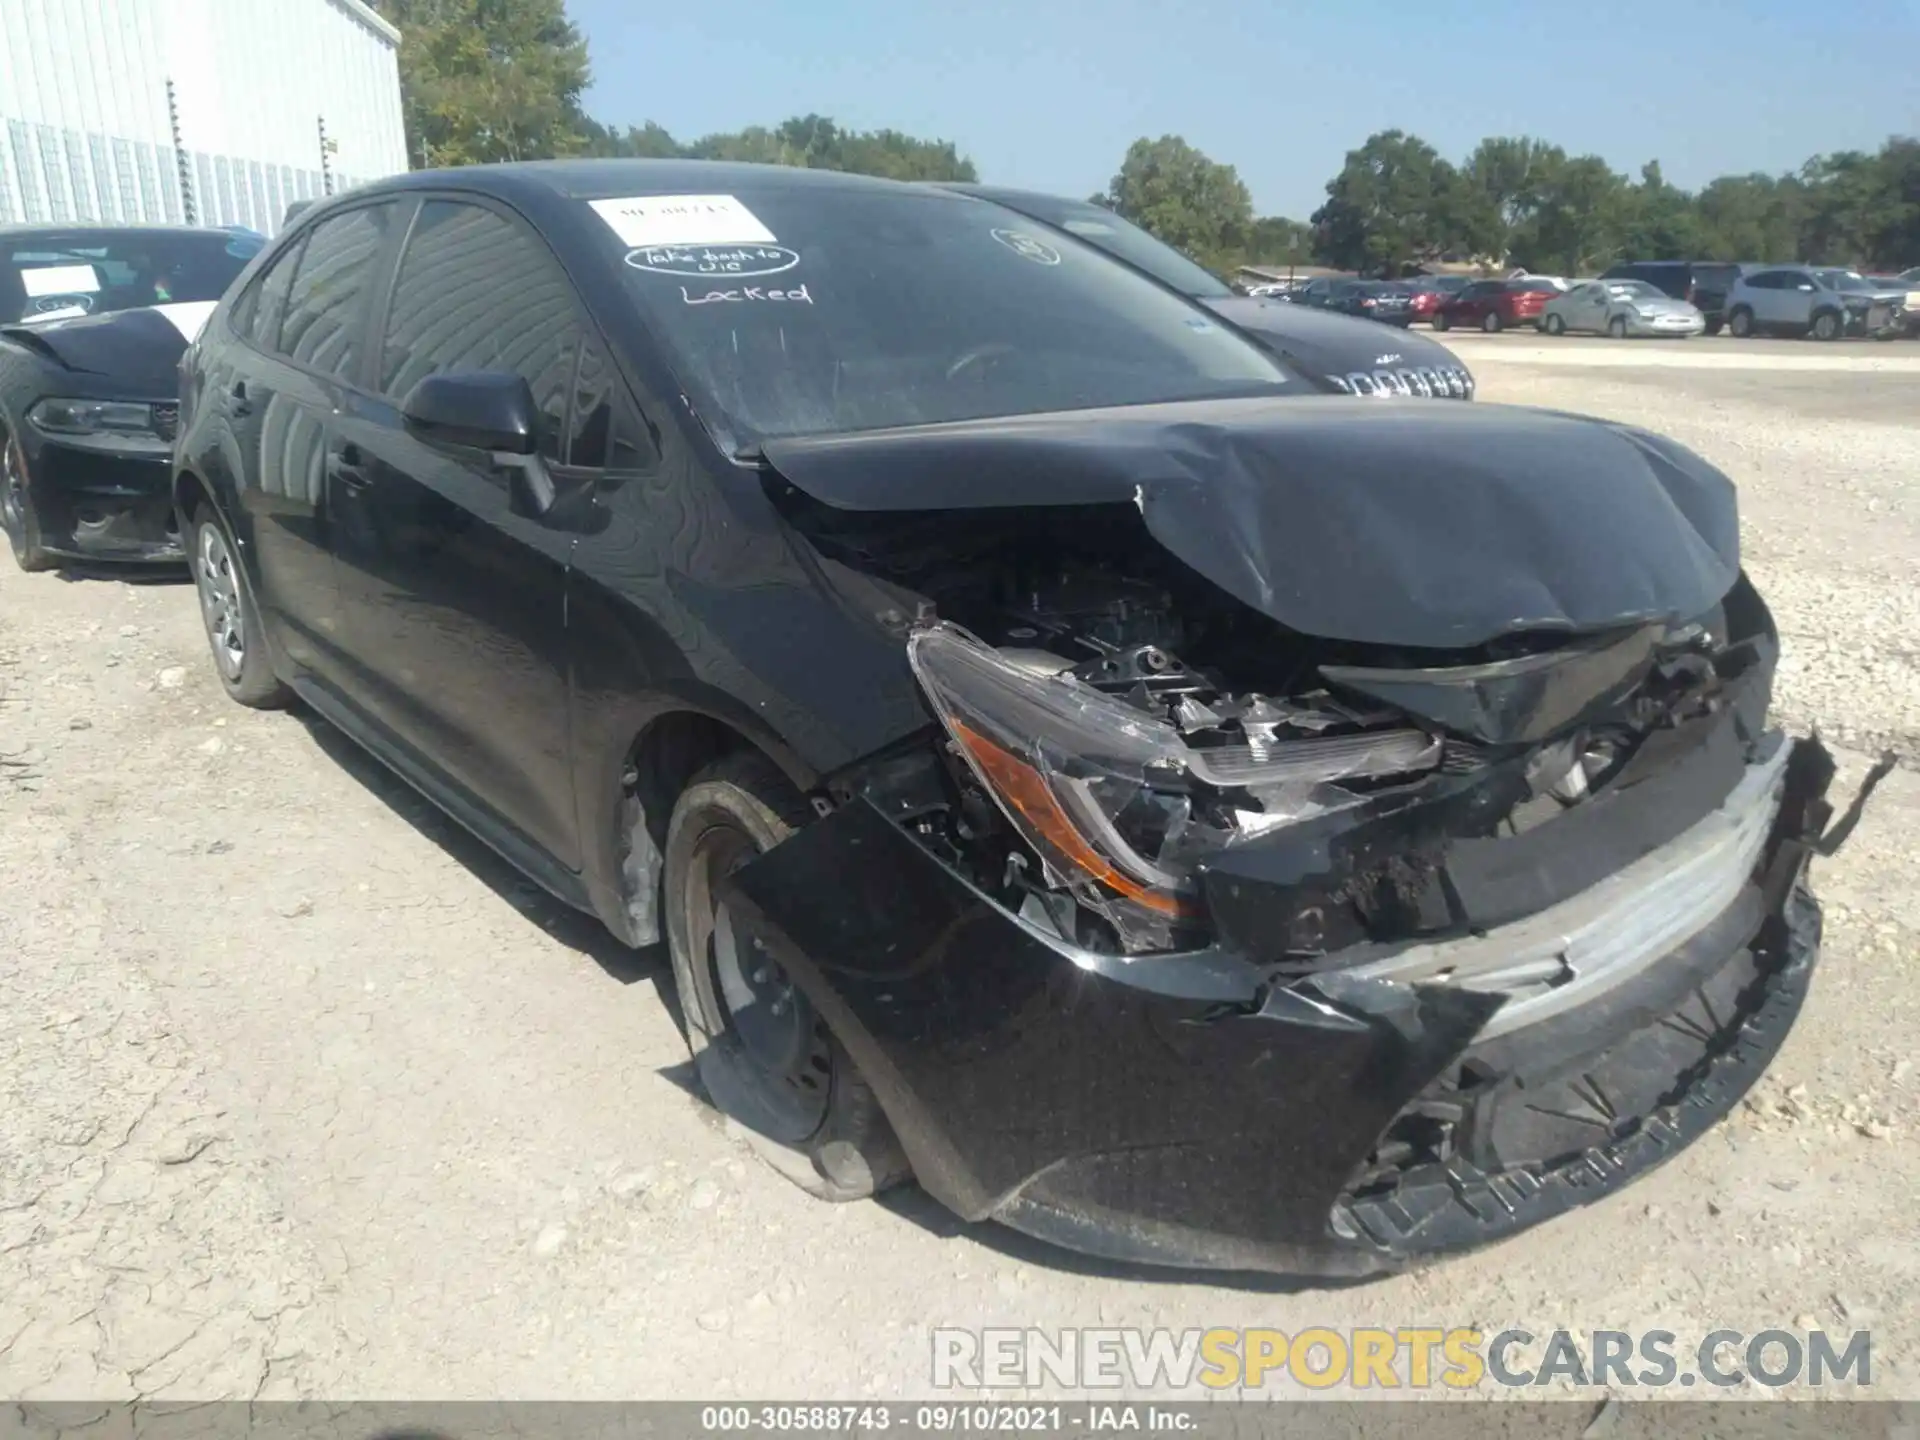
[{"left": 1277, "top": 260, "right": 1920, "bottom": 340}]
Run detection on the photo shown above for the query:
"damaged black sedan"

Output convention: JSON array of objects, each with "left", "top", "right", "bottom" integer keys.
[
  {"left": 2, "top": 224, "right": 263, "bottom": 570},
  {"left": 174, "top": 160, "right": 1882, "bottom": 1277}
]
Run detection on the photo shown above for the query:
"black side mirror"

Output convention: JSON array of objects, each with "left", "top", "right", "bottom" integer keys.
[{"left": 401, "top": 371, "right": 539, "bottom": 456}]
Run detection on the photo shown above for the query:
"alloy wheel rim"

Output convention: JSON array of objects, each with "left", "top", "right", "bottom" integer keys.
[
  {"left": 1, "top": 439, "right": 23, "bottom": 532},
  {"left": 195, "top": 524, "right": 247, "bottom": 679}
]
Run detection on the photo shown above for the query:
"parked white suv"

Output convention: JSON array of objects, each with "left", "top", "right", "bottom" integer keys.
[{"left": 1724, "top": 267, "right": 1889, "bottom": 340}]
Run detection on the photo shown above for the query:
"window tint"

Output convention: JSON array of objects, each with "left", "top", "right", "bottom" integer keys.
[
  {"left": 567, "top": 334, "right": 654, "bottom": 470},
  {"left": 279, "top": 204, "right": 399, "bottom": 378},
  {"left": 233, "top": 235, "right": 305, "bottom": 349},
  {"left": 380, "top": 200, "right": 577, "bottom": 462}
]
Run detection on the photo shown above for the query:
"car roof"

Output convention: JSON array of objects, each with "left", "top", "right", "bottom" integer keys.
[
  {"left": 366, "top": 158, "right": 932, "bottom": 204},
  {"left": 1, "top": 222, "right": 235, "bottom": 241}
]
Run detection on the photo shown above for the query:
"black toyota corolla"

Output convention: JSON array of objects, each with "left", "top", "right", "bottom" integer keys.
[
  {"left": 173, "top": 160, "right": 1882, "bottom": 1277},
  {"left": 1, "top": 224, "right": 263, "bottom": 570}
]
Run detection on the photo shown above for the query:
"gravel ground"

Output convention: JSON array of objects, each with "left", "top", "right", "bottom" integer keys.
[{"left": 2, "top": 350, "right": 1917, "bottom": 1405}]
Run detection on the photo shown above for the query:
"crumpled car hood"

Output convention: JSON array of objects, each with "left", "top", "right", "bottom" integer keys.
[
  {"left": 0, "top": 300, "right": 214, "bottom": 387},
  {"left": 1199, "top": 296, "right": 1462, "bottom": 376},
  {"left": 760, "top": 395, "right": 1741, "bottom": 650}
]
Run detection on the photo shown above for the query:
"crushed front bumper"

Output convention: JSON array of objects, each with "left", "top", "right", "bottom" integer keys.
[
  {"left": 18, "top": 431, "right": 184, "bottom": 564},
  {"left": 720, "top": 721, "right": 1854, "bottom": 1277}
]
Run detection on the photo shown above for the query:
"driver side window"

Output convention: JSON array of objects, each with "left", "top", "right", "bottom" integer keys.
[{"left": 378, "top": 200, "right": 576, "bottom": 463}]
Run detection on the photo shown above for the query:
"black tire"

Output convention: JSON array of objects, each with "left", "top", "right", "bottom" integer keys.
[
  {"left": 1431, "top": 312, "right": 1450, "bottom": 332},
  {"left": 186, "top": 500, "right": 291, "bottom": 708},
  {"left": 663, "top": 750, "right": 910, "bottom": 1201},
  {"left": 1810, "top": 309, "right": 1841, "bottom": 342},
  {"left": 1481, "top": 311, "right": 1502, "bottom": 333},
  {"left": 1607, "top": 315, "right": 1628, "bottom": 339},
  {"left": 1542, "top": 313, "right": 1565, "bottom": 335},
  {"left": 1727, "top": 307, "right": 1755, "bottom": 338},
  {"left": 1704, "top": 318, "right": 1724, "bottom": 336},
  {"left": 2, "top": 427, "right": 57, "bottom": 573}
]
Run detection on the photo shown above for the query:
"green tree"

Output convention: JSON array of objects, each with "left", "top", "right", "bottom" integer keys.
[
  {"left": 1694, "top": 173, "right": 1804, "bottom": 260},
  {"left": 578, "top": 117, "right": 683, "bottom": 159},
  {"left": 1311, "top": 130, "right": 1465, "bottom": 273},
  {"left": 1461, "top": 136, "right": 1563, "bottom": 261},
  {"left": 679, "top": 114, "right": 977, "bottom": 180},
  {"left": 1514, "top": 154, "right": 1630, "bottom": 273},
  {"left": 1619, "top": 160, "right": 1707, "bottom": 262},
  {"left": 1101, "top": 136, "right": 1255, "bottom": 275},
  {"left": 373, "top": 0, "right": 591, "bottom": 167}
]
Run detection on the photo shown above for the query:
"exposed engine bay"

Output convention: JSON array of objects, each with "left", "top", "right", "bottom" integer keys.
[{"left": 789, "top": 499, "right": 1786, "bottom": 960}]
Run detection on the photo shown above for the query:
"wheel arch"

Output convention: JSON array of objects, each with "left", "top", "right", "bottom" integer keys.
[{"left": 579, "top": 693, "right": 824, "bottom": 948}]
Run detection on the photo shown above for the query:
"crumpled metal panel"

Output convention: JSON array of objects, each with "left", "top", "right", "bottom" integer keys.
[{"left": 759, "top": 394, "right": 1741, "bottom": 649}]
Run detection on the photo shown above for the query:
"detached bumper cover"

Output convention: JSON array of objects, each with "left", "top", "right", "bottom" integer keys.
[{"left": 722, "top": 726, "right": 1848, "bottom": 1276}]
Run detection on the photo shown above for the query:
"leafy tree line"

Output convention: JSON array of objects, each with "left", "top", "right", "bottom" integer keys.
[
  {"left": 1306, "top": 130, "right": 1920, "bottom": 275},
  {"left": 369, "top": 0, "right": 1915, "bottom": 278},
  {"left": 1099, "top": 129, "right": 1919, "bottom": 279}
]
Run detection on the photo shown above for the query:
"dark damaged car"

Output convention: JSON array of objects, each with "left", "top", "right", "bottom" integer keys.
[
  {"left": 2, "top": 224, "right": 263, "bottom": 570},
  {"left": 173, "top": 161, "right": 1886, "bottom": 1277}
]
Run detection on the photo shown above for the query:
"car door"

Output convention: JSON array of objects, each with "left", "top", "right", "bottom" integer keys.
[
  {"left": 325, "top": 195, "right": 594, "bottom": 873},
  {"left": 226, "top": 201, "right": 404, "bottom": 681},
  {"left": 1563, "top": 283, "right": 1602, "bottom": 331},
  {"left": 1736, "top": 271, "right": 1776, "bottom": 327}
]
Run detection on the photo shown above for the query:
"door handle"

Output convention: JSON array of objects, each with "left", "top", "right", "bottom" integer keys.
[
  {"left": 327, "top": 443, "right": 372, "bottom": 493},
  {"left": 226, "top": 381, "right": 252, "bottom": 419}
]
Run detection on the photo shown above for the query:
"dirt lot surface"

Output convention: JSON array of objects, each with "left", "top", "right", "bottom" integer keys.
[{"left": 3, "top": 348, "right": 1917, "bottom": 1404}]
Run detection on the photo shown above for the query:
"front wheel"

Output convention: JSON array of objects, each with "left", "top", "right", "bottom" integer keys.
[
  {"left": 1481, "top": 311, "right": 1502, "bottom": 333},
  {"left": 1431, "top": 312, "right": 1450, "bottom": 332},
  {"left": 1607, "top": 316, "right": 1628, "bottom": 339},
  {"left": 1810, "top": 310, "right": 1842, "bottom": 342},
  {"left": 188, "top": 503, "right": 292, "bottom": 708},
  {"left": 2, "top": 429, "right": 57, "bottom": 572},
  {"left": 1727, "top": 307, "right": 1755, "bottom": 338},
  {"left": 1542, "top": 313, "right": 1566, "bottom": 335},
  {"left": 663, "top": 751, "right": 910, "bottom": 1201},
  {"left": 1705, "top": 318, "right": 1724, "bottom": 336}
]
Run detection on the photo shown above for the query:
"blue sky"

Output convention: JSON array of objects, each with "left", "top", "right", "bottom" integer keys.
[{"left": 573, "top": 0, "right": 1918, "bottom": 219}]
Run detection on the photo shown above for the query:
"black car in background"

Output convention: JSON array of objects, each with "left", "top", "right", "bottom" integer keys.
[
  {"left": 1332, "top": 279, "right": 1417, "bottom": 326},
  {"left": 173, "top": 159, "right": 1871, "bottom": 1277},
  {"left": 1599, "top": 260, "right": 1747, "bottom": 334},
  {"left": 1, "top": 224, "right": 263, "bottom": 570},
  {"left": 936, "top": 184, "right": 1474, "bottom": 398}
]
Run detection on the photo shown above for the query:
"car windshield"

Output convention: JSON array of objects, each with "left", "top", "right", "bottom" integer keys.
[
  {"left": 980, "top": 193, "right": 1234, "bottom": 301},
  {"left": 1817, "top": 269, "right": 1873, "bottom": 293},
  {"left": 1, "top": 227, "right": 260, "bottom": 325},
  {"left": 605, "top": 185, "right": 1300, "bottom": 446}
]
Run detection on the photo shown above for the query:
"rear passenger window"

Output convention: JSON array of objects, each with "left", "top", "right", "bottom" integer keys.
[
  {"left": 231, "top": 235, "right": 306, "bottom": 350},
  {"left": 279, "top": 204, "right": 400, "bottom": 379},
  {"left": 379, "top": 200, "right": 577, "bottom": 463}
]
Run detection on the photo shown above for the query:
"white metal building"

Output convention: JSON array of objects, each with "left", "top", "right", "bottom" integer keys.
[{"left": 0, "top": 0, "right": 409, "bottom": 231}]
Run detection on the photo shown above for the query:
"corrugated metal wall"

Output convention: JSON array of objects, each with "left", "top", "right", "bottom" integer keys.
[{"left": 0, "top": 0, "right": 408, "bottom": 231}]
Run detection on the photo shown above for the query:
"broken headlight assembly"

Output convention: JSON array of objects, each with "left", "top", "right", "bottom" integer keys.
[{"left": 907, "top": 622, "right": 1441, "bottom": 953}]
